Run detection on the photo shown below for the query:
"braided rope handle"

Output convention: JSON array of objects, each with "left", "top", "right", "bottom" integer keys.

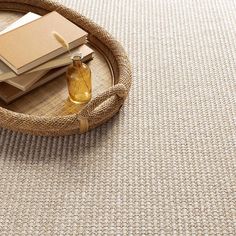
[{"left": 78, "top": 83, "right": 128, "bottom": 133}]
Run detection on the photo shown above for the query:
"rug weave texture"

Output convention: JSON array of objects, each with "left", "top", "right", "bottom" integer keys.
[{"left": 0, "top": 0, "right": 235, "bottom": 235}]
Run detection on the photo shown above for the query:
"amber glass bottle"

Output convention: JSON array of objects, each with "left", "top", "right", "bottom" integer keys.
[{"left": 66, "top": 54, "right": 92, "bottom": 104}]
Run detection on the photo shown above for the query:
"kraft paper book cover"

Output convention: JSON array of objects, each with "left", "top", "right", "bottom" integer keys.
[
  {"left": 0, "top": 11, "right": 87, "bottom": 74},
  {"left": 0, "top": 12, "right": 47, "bottom": 90}
]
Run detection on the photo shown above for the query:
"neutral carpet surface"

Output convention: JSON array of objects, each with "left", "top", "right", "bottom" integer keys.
[{"left": 0, "top": 0, "right": 236, "bottom": 235}]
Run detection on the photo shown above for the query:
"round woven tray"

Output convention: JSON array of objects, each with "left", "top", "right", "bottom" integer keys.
[{"left": 0, "top": 0, "right": 132, "bottom": 136}]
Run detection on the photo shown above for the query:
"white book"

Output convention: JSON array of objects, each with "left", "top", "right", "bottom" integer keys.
[{"left": 0, "top": 12, "right": 41, "bottom": 35}]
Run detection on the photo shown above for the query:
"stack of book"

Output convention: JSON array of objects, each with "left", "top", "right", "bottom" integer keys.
[{"left": 0, "top": 11, "right": 94, "bottom": 103}]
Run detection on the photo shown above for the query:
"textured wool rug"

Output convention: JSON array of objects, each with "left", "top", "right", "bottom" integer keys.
[{"left": 0, "top": 0, "right": 235, "bottom": 235}]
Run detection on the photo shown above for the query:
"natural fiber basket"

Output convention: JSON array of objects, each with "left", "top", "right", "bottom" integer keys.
[{"left": 0, "top": 0, "right": 132, "bottom": 136}]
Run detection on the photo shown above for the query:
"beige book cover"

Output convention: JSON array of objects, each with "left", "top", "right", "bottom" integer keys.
[
  {"left": 6, "top": 70, "right": 48, "bottom": 91},
  {"left": 0, "top": 67, "right": 67, "bottom": 103},
  {"left": 0, "top": 49, "right": 94, "bottom": 103},
  {"left": 0, "top": 11, "right": 87, "bottom": 74},
  {"left": 0, "top": 13, "right": 47, "bottom": 90}
]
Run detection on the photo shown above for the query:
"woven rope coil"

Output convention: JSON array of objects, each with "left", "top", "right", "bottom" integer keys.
[{"left": 0, "top": 0, "right": 132, "bottom": 136}]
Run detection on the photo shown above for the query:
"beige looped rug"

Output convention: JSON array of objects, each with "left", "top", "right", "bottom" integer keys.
[{"left": 0, "top": 0, "right": 235, "bottom": 235}]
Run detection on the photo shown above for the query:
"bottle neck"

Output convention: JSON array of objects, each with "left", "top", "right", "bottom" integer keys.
[{"left": 72, "top": 59, "right": 82, "bottom": 67}]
